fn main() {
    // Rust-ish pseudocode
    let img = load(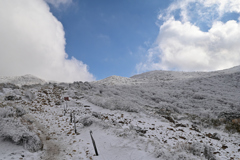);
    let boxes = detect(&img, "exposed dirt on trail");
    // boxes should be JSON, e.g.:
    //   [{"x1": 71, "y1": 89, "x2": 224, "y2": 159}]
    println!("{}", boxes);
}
[{"x1": 25, "y1": 114, "x2": 62, "y2": 160}]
